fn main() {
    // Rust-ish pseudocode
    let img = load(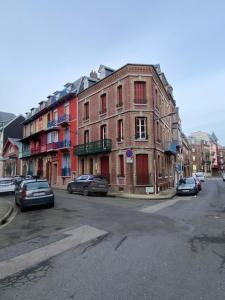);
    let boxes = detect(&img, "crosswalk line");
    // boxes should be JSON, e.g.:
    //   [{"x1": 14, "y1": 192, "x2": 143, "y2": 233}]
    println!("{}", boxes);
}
[
  {"x1": 140, "y1": 197, "x2": 194, "y2": 214},
  {"x1": 0, "y1": 225, "x2": 107, "y2": 281}
]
